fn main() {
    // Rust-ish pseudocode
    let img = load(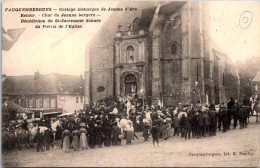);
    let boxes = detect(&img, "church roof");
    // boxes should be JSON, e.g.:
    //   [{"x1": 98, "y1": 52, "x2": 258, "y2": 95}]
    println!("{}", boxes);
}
[
  {"x1": 2, "y1": 73, "x2": 84, "y2": 95},
  {"x1": 89, "y1": 1, "x2": 186, "y2": 48}
]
